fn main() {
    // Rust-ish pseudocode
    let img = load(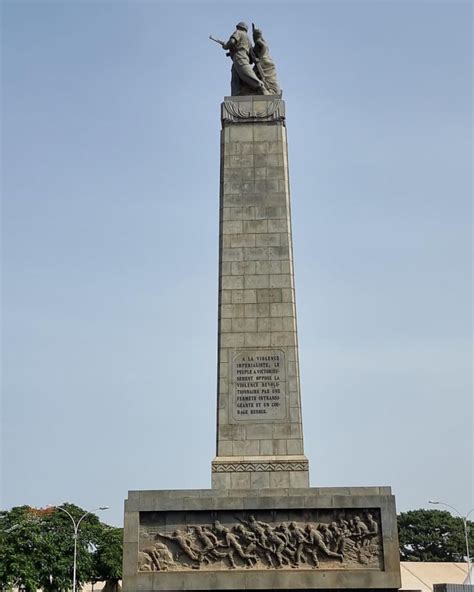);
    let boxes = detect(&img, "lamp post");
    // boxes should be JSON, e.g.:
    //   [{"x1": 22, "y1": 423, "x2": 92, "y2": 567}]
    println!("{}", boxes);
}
[
  {"x1": 428, "y1": 500, "x2": 473, "y2": 584},
  {"x1": 52, "y1": 505, "x2": 109, "y2": 592}
]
